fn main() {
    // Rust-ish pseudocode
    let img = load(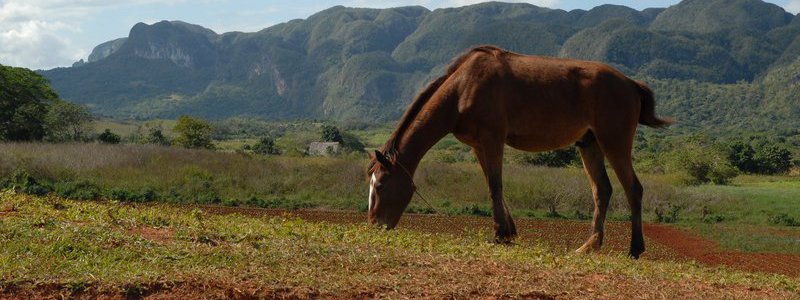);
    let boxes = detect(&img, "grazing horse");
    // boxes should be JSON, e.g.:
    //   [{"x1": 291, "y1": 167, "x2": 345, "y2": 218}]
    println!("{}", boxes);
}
[{"x1": 367, "y1": 45, "x2": 670, "y2": 258}]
